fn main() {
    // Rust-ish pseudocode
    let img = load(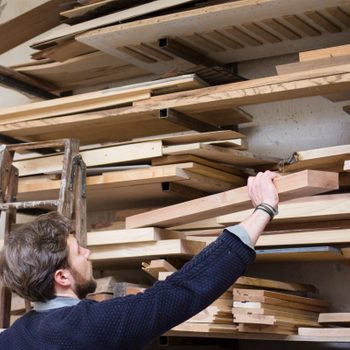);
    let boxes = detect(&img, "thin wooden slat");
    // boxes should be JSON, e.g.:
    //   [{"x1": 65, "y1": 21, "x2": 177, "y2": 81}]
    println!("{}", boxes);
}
[
  {"x1": 261, "y1": 18, "x2": 301, "y2": 40},
  {"x1": 344, "y1": 160, "x2": 350, "y2": 172},
  {"x1": 305, "y1": 10, "x2": 342, "y2": 33},
  {"x1": 234, "y1": 314, "x2": 320, "y2": 327},
  {"x1": 242, "y1": 23, "x2": 282, "y2": 43},
  {"x1": 60, "y1": 0, "x2": 119, "y2": 19},
  {"x1": 239, "y1": 323, "x2": 295, "y2": 335},
  {"x1": 125, "y1": 170, "x2": 339, "y2": 228},
  {"x1": 283, "y1": 15, "x2": 321, "y2": 36}
]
